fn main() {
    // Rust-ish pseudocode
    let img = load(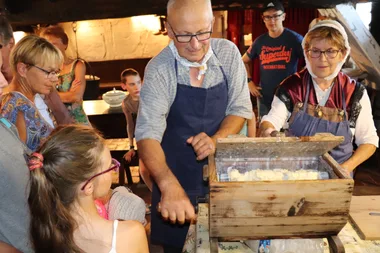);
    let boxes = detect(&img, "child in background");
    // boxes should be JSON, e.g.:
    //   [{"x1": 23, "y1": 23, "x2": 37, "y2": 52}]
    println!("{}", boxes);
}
[
  {"x1": 121, "y1": 68, "x2": 153, "y2": 192},
  {"x1": 28, "y1": 125, "x2": 149, "y2": 253}
]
